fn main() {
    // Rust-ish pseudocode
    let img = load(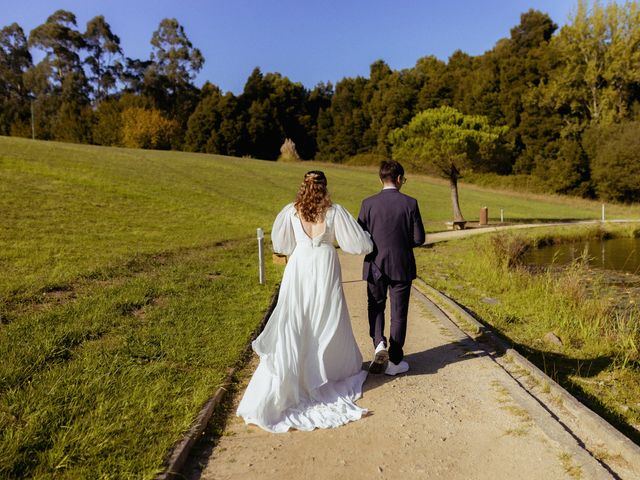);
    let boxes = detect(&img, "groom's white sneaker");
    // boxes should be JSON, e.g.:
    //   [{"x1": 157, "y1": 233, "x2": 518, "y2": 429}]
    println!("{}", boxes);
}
[
  {"x1": 368, "y1": 341, "x2": 389, "y2": 374},
  {"x1": 385, "y1": 360, "x2": 409, "y2": 376}
]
